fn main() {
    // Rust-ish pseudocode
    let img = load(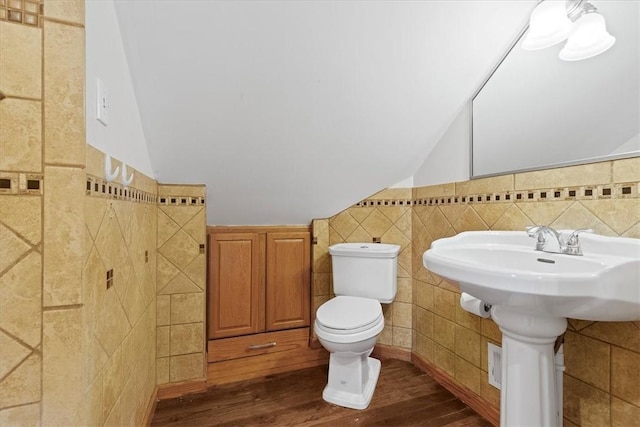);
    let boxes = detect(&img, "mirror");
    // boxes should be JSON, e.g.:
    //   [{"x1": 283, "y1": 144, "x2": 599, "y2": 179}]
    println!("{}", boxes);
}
[{"x1": 472, "y1": 1, "x2": 639, "y2": 178}]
